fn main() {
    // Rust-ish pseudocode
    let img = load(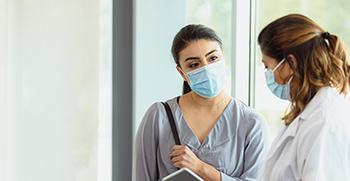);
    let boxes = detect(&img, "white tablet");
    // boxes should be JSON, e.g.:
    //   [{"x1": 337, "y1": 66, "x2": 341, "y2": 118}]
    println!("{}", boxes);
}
[{"x1": 162, "y1": 168, "x2": 204, "y2": 181}]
